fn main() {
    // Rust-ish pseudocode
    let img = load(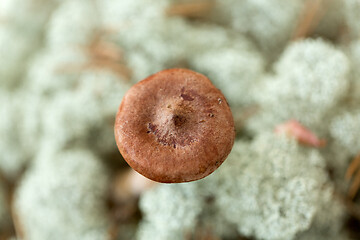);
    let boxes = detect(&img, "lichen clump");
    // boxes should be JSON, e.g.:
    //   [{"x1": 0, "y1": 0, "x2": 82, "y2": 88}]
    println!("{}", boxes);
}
[{"x1": 0, "y1": 0, "x2": 359, "y2": 239}]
